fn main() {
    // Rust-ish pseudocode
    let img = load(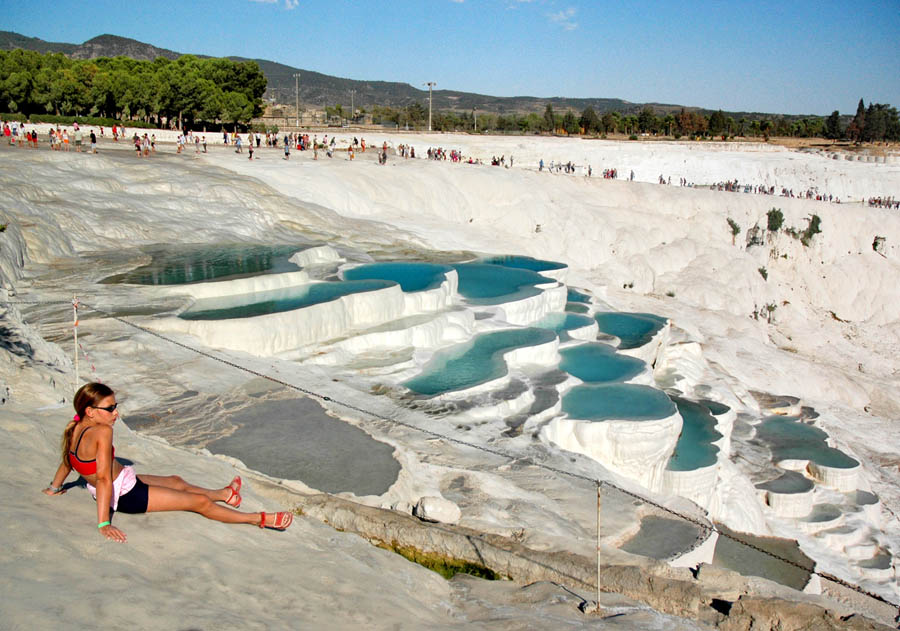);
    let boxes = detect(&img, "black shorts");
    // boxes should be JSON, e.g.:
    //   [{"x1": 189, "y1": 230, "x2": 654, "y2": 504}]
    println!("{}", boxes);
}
[{"x1": 116, "y1": 478, "x2": 149, "y2": 514}]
